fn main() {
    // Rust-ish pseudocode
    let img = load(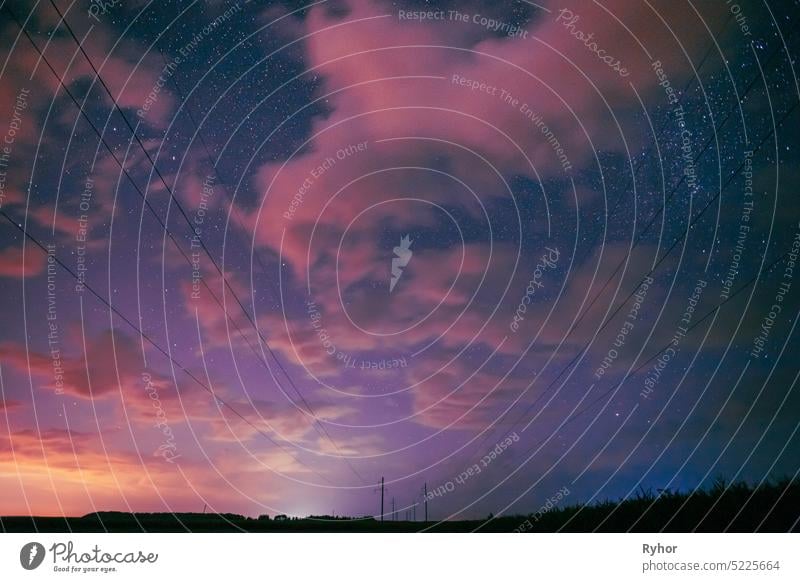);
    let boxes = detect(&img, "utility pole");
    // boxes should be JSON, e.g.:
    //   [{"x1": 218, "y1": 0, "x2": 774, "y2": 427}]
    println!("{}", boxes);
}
[
  {"x1": 373, "y1": 477, "x2": 386, "y2": 522},
  {"x1": 392, "y1": 497, "x2": 396, "y2": 521},
  {"x1": 413, "y1": 501, "x2": 416, "y2": 522},
  {"x1": 424, "y1": 483, "x2": 428, "y2": 522}
]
